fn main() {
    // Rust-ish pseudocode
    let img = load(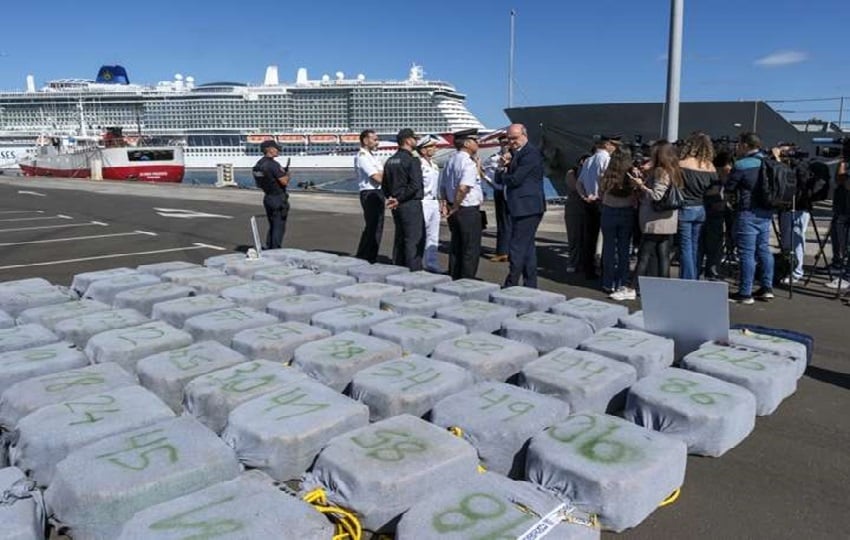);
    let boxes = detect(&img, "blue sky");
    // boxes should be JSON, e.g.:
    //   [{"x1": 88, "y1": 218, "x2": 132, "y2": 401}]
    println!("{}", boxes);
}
[{"x1": 1, "y1": 0, "x2": 847, "y2": 128}]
